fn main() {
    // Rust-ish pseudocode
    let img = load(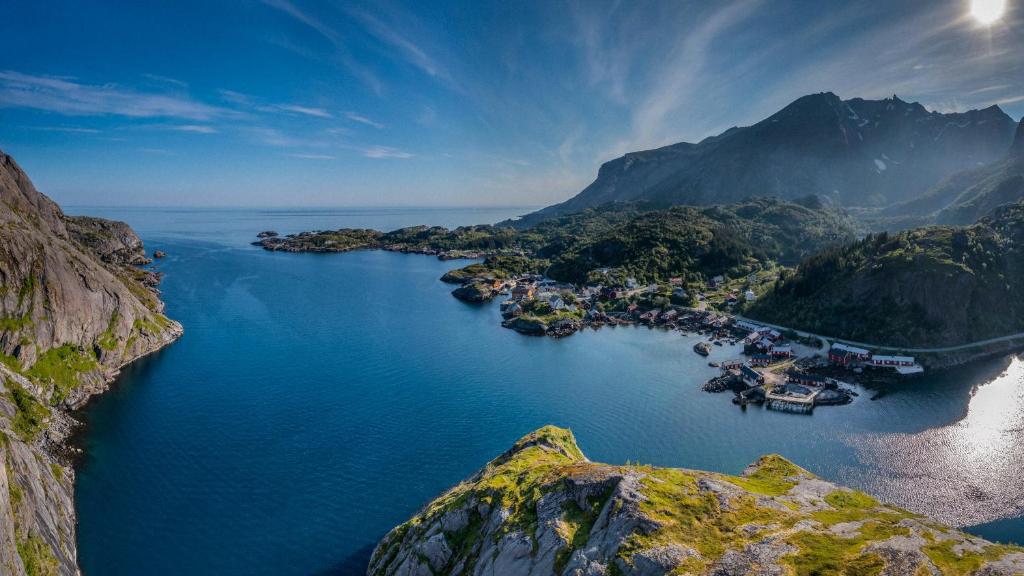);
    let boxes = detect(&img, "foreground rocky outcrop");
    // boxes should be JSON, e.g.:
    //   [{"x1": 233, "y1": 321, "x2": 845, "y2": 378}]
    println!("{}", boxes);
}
[
  {"x1": 0, "y1": 150, "x2": 182, "y2": 575},
  {"x1": 369, "y1": 426, "x2": 1024, "y2": 576}
]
